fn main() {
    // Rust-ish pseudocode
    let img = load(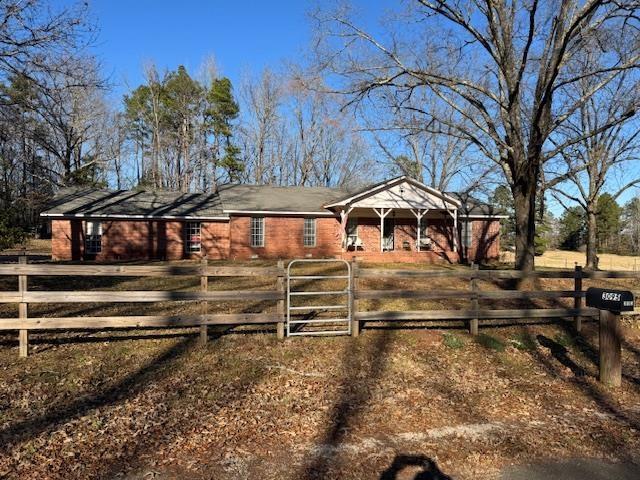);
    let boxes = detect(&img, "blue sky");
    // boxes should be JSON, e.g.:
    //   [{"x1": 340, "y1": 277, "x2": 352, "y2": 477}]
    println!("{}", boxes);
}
[
  {"x1": 92, "y1": 1, "x2": 315, "y2": 100},
  {"x1": 84, "y1": 1, "x2": 638, "y2": 212}
]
